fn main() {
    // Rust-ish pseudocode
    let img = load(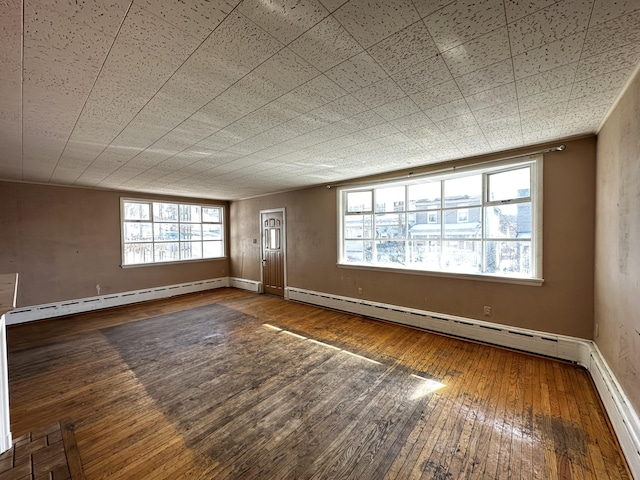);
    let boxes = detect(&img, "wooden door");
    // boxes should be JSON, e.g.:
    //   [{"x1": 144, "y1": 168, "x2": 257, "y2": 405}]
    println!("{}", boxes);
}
[{"x1": 261, "y1": 210, "x2": 285, "y2": 296}]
